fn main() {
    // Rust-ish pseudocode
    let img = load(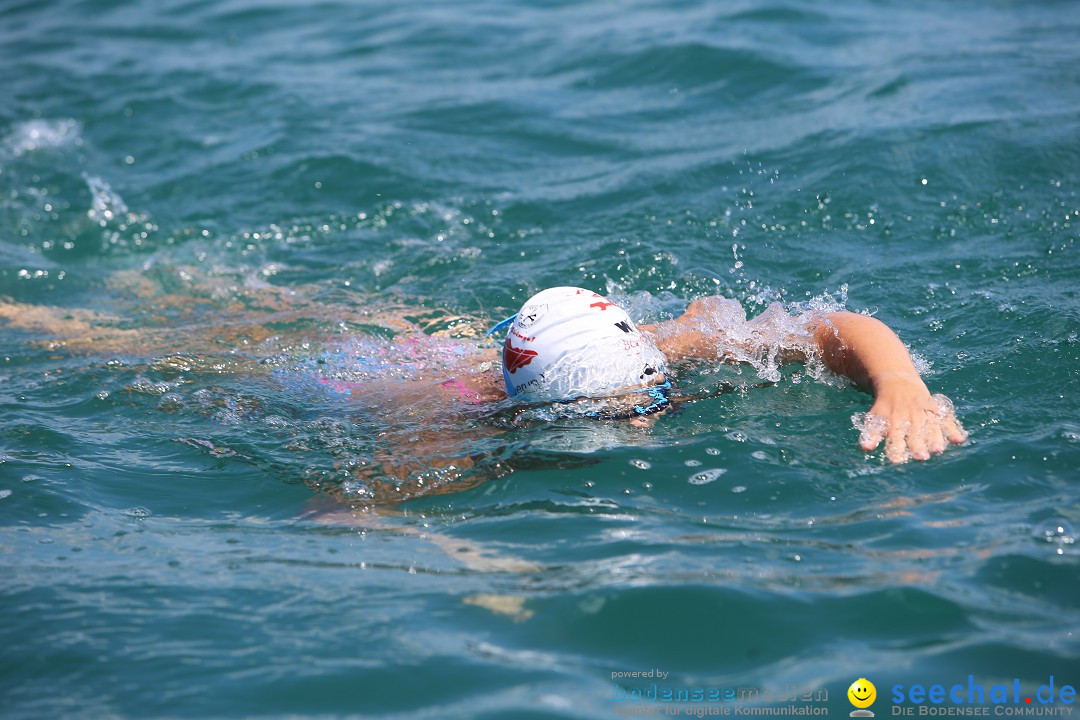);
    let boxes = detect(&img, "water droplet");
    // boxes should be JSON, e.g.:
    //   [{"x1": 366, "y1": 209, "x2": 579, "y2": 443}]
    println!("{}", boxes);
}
[
  {"x1": 1037, "y1": 519, "x2": 1075, "y2": 554},
  {"x1": 629, "y1": 459, "x2": 651, "y2": 470}
]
